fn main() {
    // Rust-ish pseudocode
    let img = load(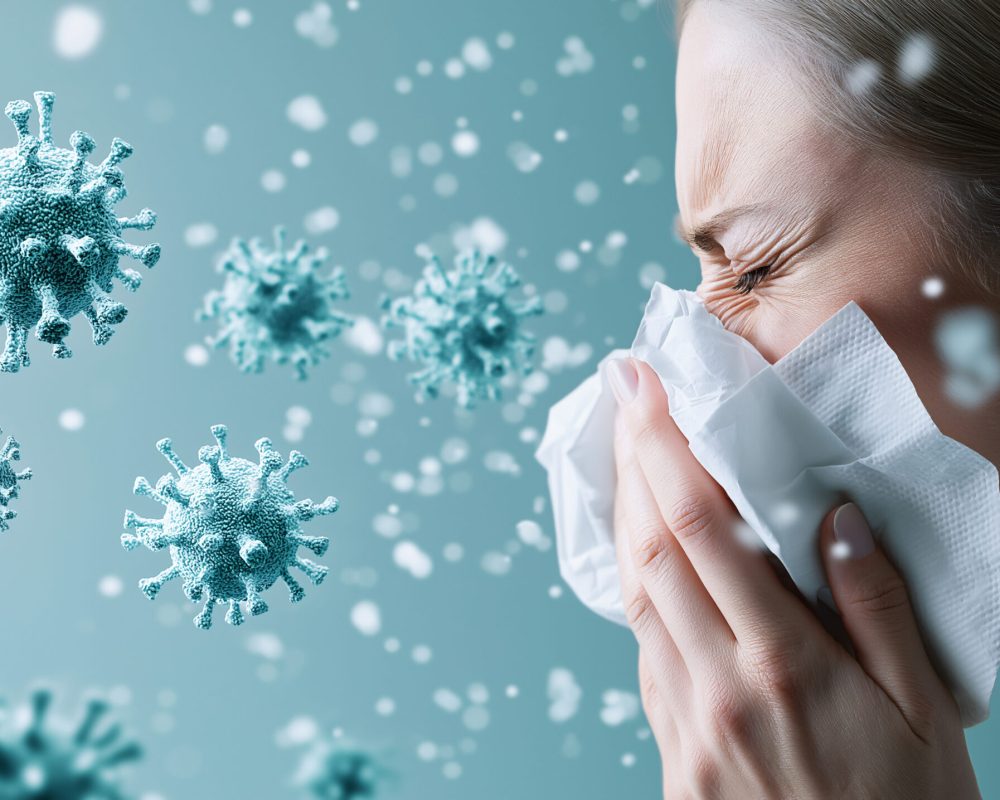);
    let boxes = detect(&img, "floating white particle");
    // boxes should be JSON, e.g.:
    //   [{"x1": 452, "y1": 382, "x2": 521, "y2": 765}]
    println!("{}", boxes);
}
[
  {"x1": 507, "y1": 141, "x2": 543, "y2": 173},
  {"x1": 286, "y1": 405, "x2": 312, "y2": 428},
  {"x1": 233, "y1": 8, "x2": 252, "y2": 27},
  {"x1": 505, "y1": 685, "x2": 519, "y2": 698},
  {"x1": 287, "y1": 95, "x2": 328, "y2": 132},
  {"x1": 443, "y1": 542, "x2": 464, "y2": 562},
  {"x1": 189, "y1": 0, "x2": 211, "y2": 13},
  {"x1": 462, "y1": 706, "x2": 490, "y2": 731},
  {"x1": 639, "y1": 261, "x2": 666, "y2": 289},
  {"x1": 622, "y1": 753, "x2": 637, "y2": 768},
  {"x1": 291, "y1": 149, "x2": 311, "y2": 168},
  {"x1": 344, "y1": 315, "x2": 383, "y2": 356},
  {"x1": 452, "y1": 129, "x2": 480, "y2": 157},
  {"x1": 416, "y1": 59, "x2": 433, "y2": 77},
  {"x1": 830, "y1": 541, "x2": 852, "y2": 560},
  {"x1": 303, "y1": 206, "x2": 340, "y2": 235},
  {"x1": 203, "y1": 124, "x2": 229, "y2": 154},
  {"x1": 373, "y1": 512, "x2": 403, "y2": 539},
  {"x1": 935, "y1": 307, "x2": 1000, "y2": 407},
  {"x1": 53, "y1": 5, "x2": 103, "y2": 60},
  {"x1": 59, "y1": 408, "x2": 85, "y2": 431},
  {"x1": 184, "y1": 343, "x2": 210, "y2": 367},
  {"x1": 184, "y1": 223, "x2": 218, "y2": 248},
  {"x1": 261, "y1": 170, "x2": 286, "y2": 192},
  {"x1": 922, "y1": 276, "x2": 945, "y2": 299},
  {"x1": 554, "y1": 129, "x2": 568, "y2": 142},
  {"x1": 516, "y1": 520, "x2": 552, "y2": 552},
  {"x1": 462, "y1": 37, "x2": 493, "y2": 70},
  {"x1": 548, "y1": 585, "x2": 563, "y2": 599},
  {"x1": 480, "y1": 551, "x2": 512, "y2": 576},
  {"x1": 442, "y1": 762, "x2": 462, "y2": 780},
  {"x1": 390, "y1": 472, "x2": 415, "y2": 493},
  {"x1": 275, "y1": 716, "x2": 320, "y2": 748},
  {"x1": 483, "y1": 450, "x2": 520, "y2": 476},
  {"x1": 417, "y1": 141, "x2": 444, "y2": 166},
  {"x1": 295, "y1": 2, "x2": 339, "y2": 48},
  {"x1": 389, "y1": 146, "x2": 413, "y2": 178},
  {"x1": 98, "y1": 574, "x2": 123, "y2": 597},
  {"x1": 350, "y1": 600, "x2": 382, "y2": 636},
  {"x1": 557, "y1": 36, "x2": 594, "y2": 76},
  {"x1": 394, "y1": 540, "x2": 434, "y2": 579},
  {"x1": 412, "y1": 644, "x2": 432, "y2": 663},
  {"x1": 384, "y1": 637, "x2": 400, "y2": 653},
  {"x1": 246, "y1": 632, "x2": 285, "y2": 660},
  {"x1": 467, "y1": 683, "x2": 489, "y2": 704},
  {"x1": 444, "y1": 58, "x2": 466, "y2": 79},
  {"x1": 556, "y1": 250, "x2": 581, "y2": 273},
  {"x1": 440, "y1": 438, "x2": 469, "y2": 464},
  {"x1": 358, "y1": 392, "x2": 394, "y2": 418},
  {"x1": 349, "y1": 118, "x2": 379, "y2": 147},
  {"x1": 600, "y1": 690, "x2": 640, "y2": 727},
  {"x1": 395, "y1": 76, "x2": 413, "y2": 95},
  {"x1": 575, "y1": 180, "x2": 600, "y2": 206},
  {"x1": 548, "y1": 668, "x2": 582, "y2": 723},
  {"x1": 434, "y1": 173, "x2": 459, "y2": 197},
  {"x1": 452, "y1": 217, "x2": 508, "y2": 254},
  {"x1": 375, "y1": 697, "x2": 396, "y2": 716},
  {"x1": 846, "y1": 59, "x2": 881, "y2": 95},
  {"x1": 899, "y1": 33, "x2": 935, "y2": 85},
  {"x1": 434, "y1": 688, "x2": 462, "y2": 713},
  {"x1": 417, "y1": 741, "x2": 438, "y2": 761}
]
